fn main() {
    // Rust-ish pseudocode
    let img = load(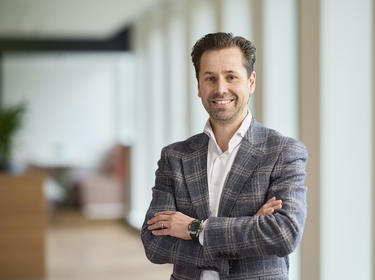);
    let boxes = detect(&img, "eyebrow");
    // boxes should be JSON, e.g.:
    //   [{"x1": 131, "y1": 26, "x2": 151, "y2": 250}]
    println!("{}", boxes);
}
[{"x1": 202, "y1": 70, "x2": 239, "y2": 76}]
